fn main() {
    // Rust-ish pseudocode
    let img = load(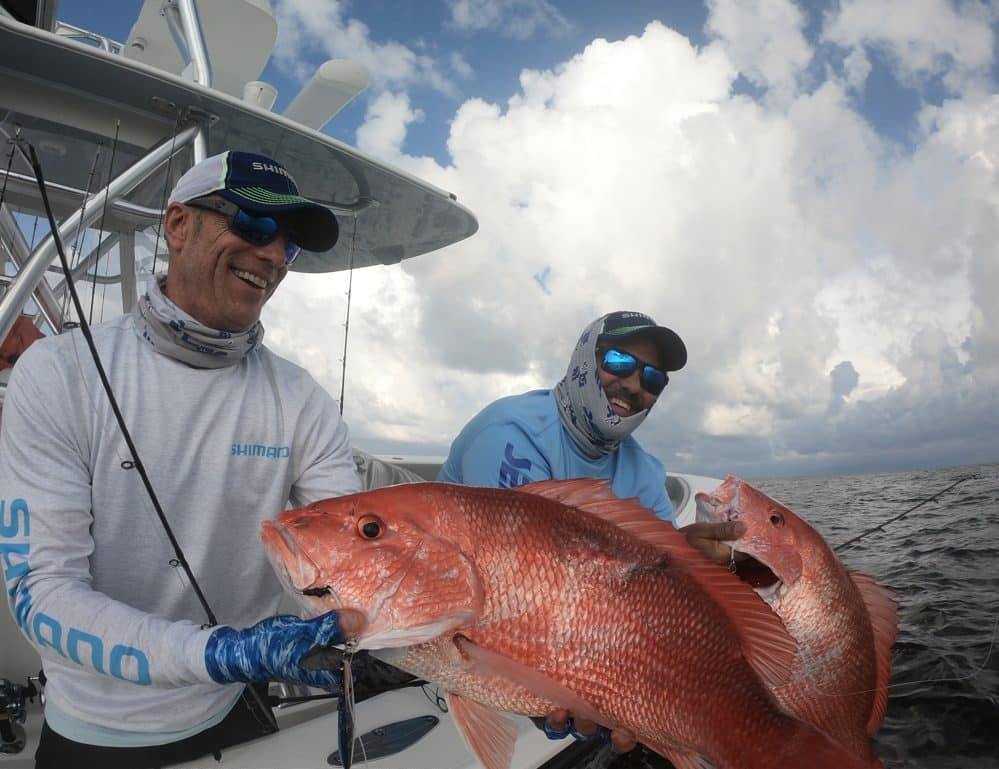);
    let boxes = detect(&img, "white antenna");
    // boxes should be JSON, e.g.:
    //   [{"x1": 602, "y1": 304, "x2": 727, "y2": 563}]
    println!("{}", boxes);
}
[{"x1": 243, "y1": 81, "x2": 278, "y2": 111}]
